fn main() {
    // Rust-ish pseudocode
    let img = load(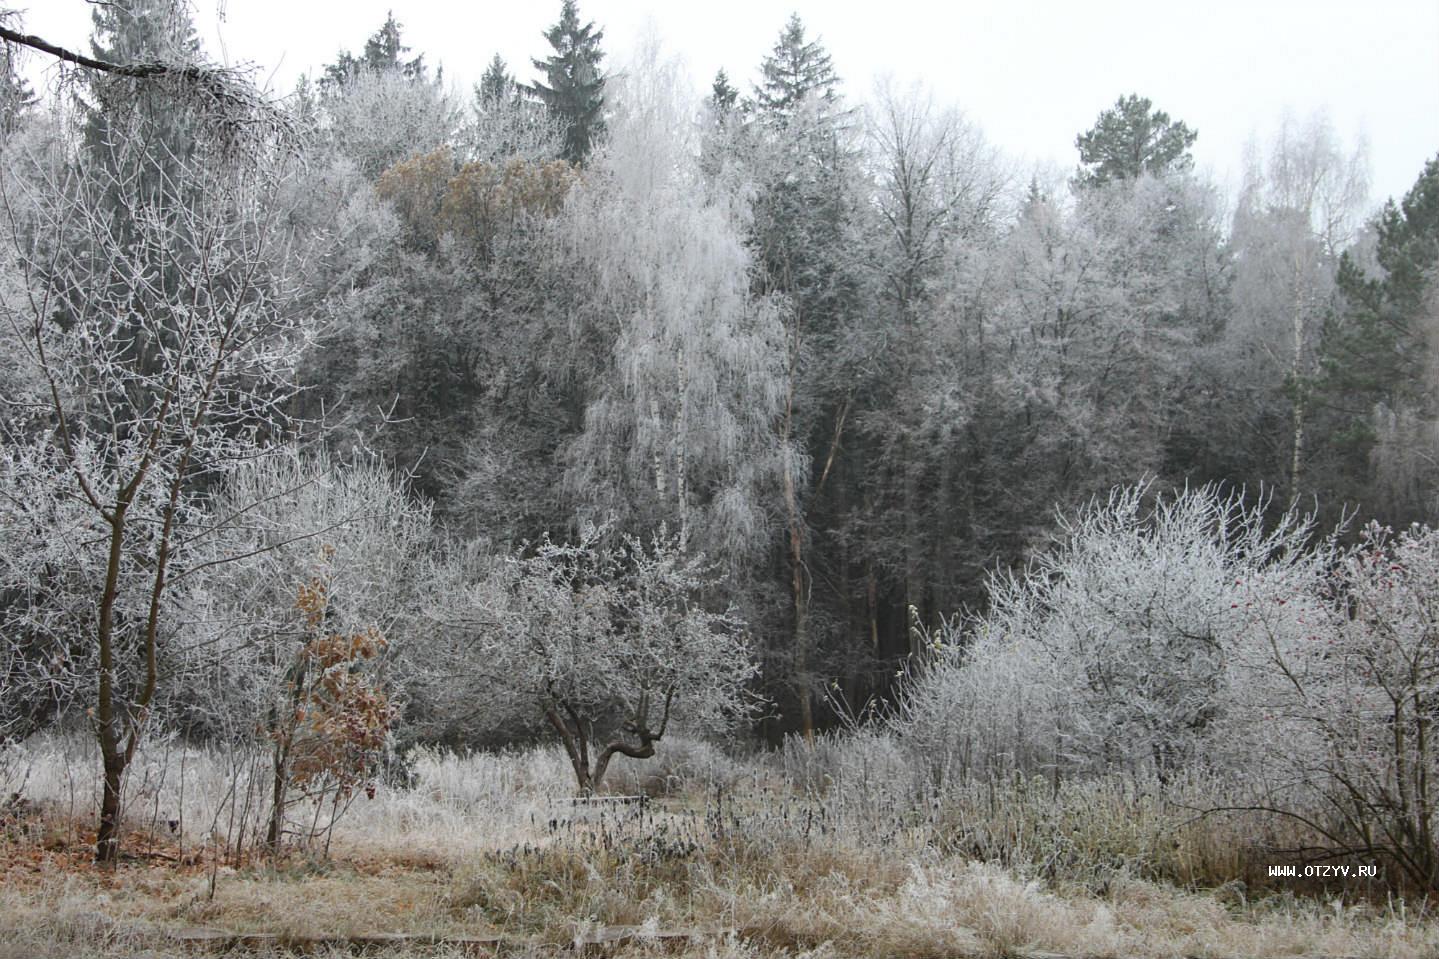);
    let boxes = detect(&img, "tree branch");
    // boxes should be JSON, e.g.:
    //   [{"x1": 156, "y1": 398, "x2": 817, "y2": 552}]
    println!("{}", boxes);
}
[{"x1": 0, "y1": 26, "x2": 183, "y2": 79}]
